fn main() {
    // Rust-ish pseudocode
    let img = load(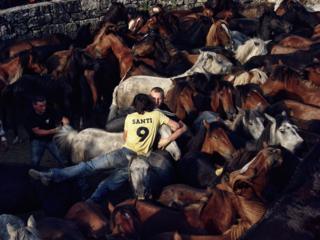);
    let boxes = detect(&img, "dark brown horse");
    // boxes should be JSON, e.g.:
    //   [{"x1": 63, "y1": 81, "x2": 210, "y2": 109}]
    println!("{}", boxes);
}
[
  {"x1": 261, "y1": 65, "x2": 320, "y2": 107},
  {"x1": 0, "y1": 52, "x2": 46, "y2": 91}
]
